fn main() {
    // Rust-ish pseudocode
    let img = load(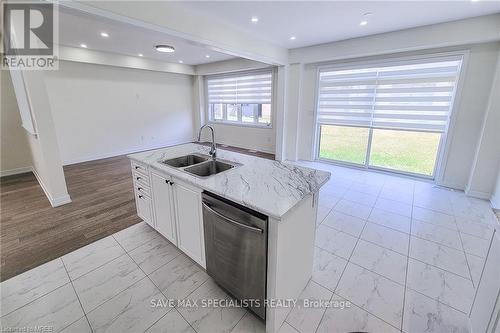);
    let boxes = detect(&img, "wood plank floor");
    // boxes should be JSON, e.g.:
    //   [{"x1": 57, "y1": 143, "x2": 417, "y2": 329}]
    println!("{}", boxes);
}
[
  {"x1": 0, "y1": 155, "x2": 140, "y2": 282},
  {"x1": 0, "y1": 145, "x2": 274, "y2": 282}
]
